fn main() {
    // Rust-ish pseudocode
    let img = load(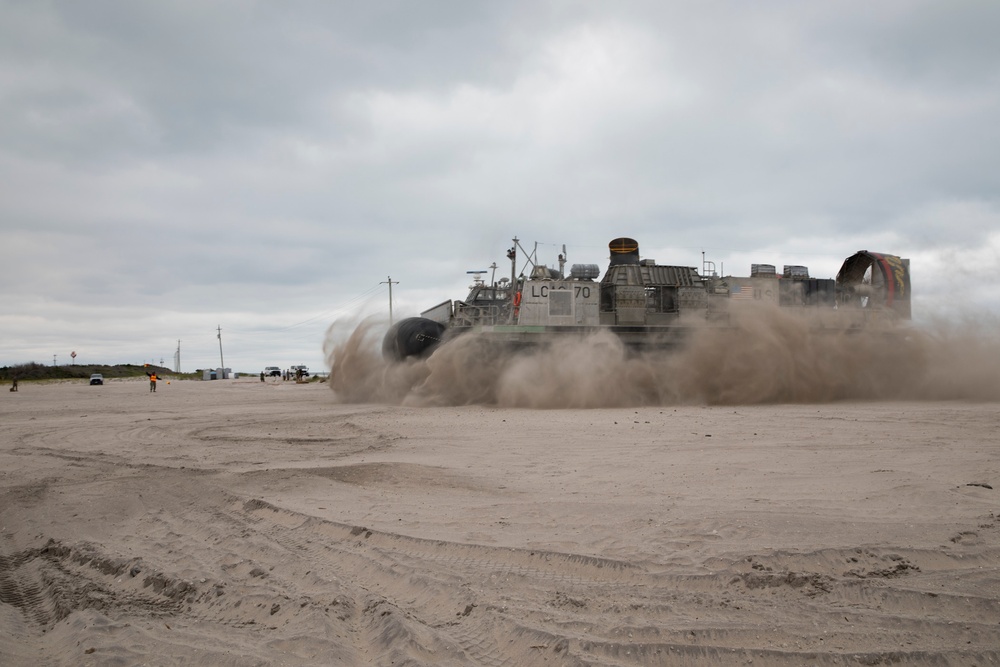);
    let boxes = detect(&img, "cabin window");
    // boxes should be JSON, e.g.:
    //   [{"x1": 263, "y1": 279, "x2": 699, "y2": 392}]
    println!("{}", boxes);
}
[
  {"x1": 645, "y1": 287, "x2": 661, "y2": 311},
  {"x1": 471, "y1": 288, "x2": 496, "y2": 302},
  {"x1": 600, "y1": 285, "x2": 615, "y2": 311},
  {"x1": 645, "y1": 286, "x2": 678, "y2": 312}
]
